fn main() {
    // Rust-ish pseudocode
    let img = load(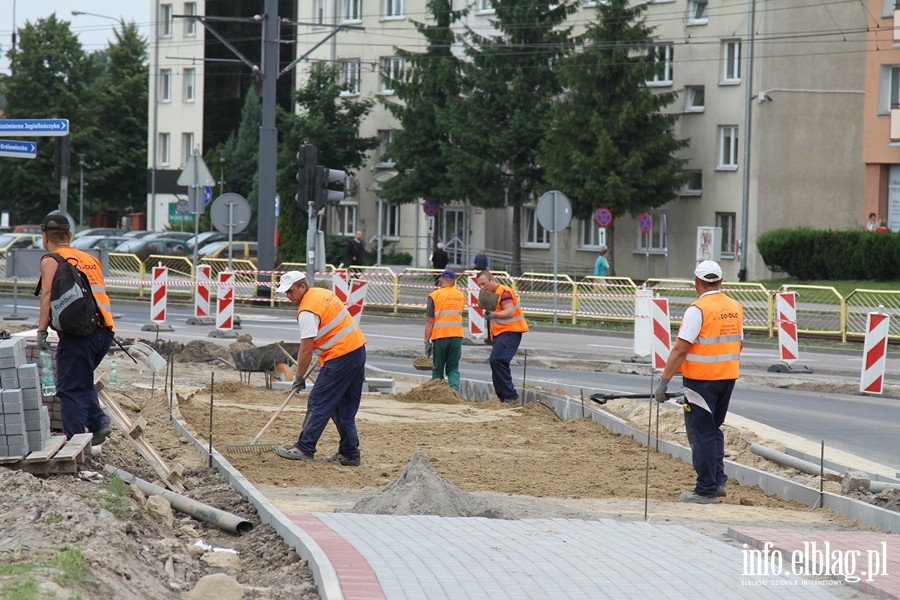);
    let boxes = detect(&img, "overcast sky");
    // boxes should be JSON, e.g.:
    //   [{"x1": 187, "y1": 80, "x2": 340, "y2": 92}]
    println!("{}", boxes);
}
[{"x1": 1, "y1": 0, "x2": 150, "y2": 74}]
